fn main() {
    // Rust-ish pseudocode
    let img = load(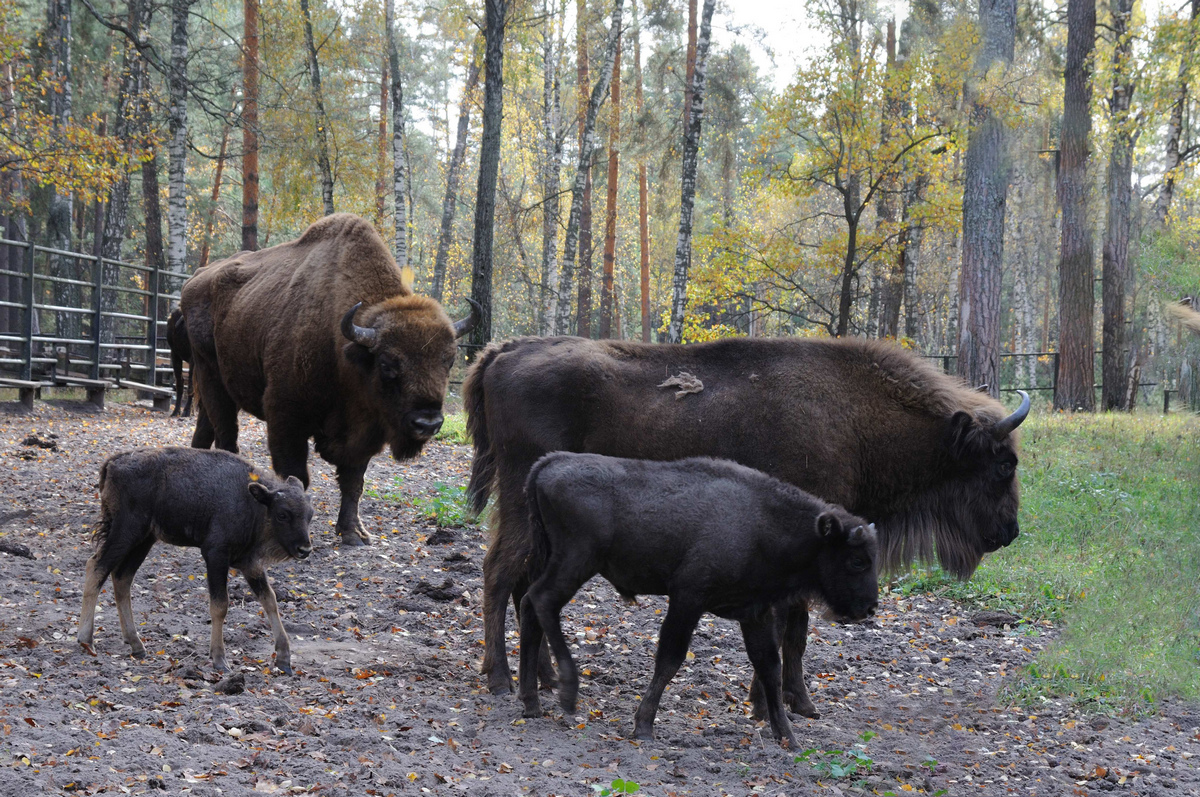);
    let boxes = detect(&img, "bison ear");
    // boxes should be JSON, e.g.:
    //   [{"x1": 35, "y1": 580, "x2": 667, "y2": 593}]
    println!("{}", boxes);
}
[
  {"x1": 948, "y1": 411, "x2": 987, "y2": 462},
  {"x1": 816, "y1": 511, "x2": 844, "y2": 539},
  {"x1": 248, "y1": 481, "x2": 272, "y2": 505},
  {"x1": 342, "y1": 341, "x2": 375, "y2": 372},
  {"x1": 285, "y1": 475, "x2": 305, "y2": 491}
]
